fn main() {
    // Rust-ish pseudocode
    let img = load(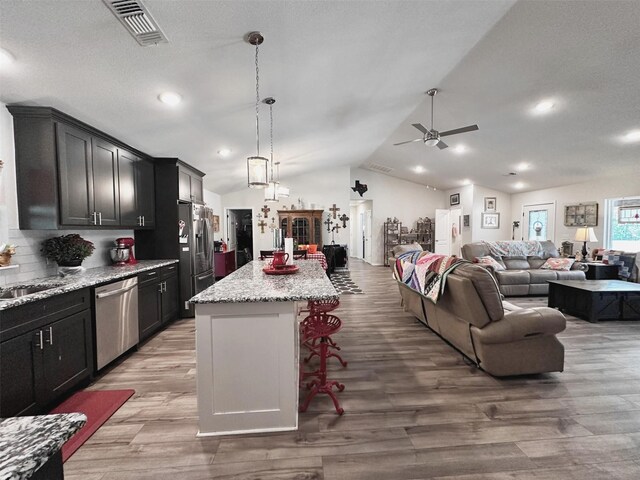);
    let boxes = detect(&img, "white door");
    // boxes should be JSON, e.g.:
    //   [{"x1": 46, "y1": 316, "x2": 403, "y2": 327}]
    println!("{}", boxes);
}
[
  {"x1": 522, "y1": 203, "x2": 556, "y2": 241},
  {"x1": 364, "y1": 209, "x2": 372, "y2": 263},
  {"x1": 435, "y1": 209, "x2": 451, "y2": 255},
  {"x1": 226, "y1": 210, "x2": 238, "y2": 251}
]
